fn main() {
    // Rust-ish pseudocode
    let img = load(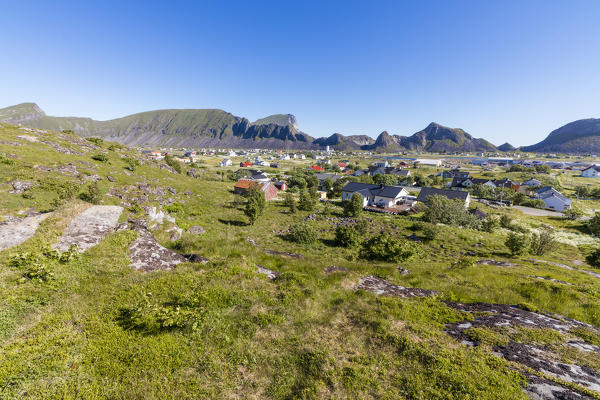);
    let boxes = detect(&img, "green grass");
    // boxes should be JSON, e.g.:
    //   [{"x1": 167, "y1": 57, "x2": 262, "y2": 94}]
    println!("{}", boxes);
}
[{"x1": 0, "y1": 123, "x2": 599, "y2": 398}]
